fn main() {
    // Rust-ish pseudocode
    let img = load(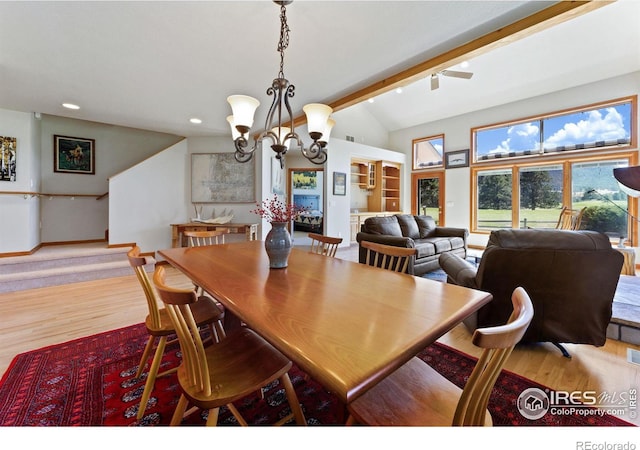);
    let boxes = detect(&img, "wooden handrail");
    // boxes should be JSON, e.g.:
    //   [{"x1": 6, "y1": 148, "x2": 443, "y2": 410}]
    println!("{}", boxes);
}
[{"x1": 0, "y1": 191, "x2": 109, "y2": 200}]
